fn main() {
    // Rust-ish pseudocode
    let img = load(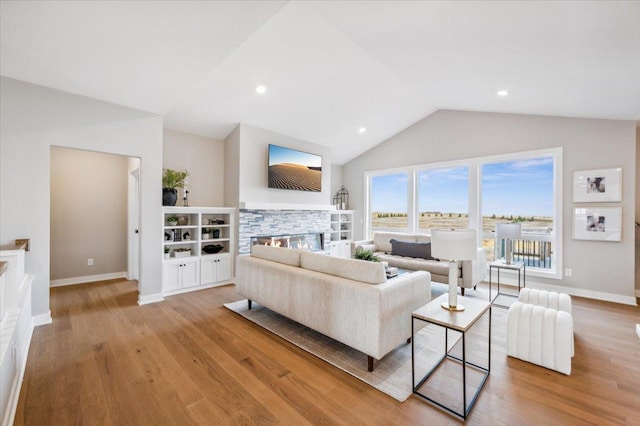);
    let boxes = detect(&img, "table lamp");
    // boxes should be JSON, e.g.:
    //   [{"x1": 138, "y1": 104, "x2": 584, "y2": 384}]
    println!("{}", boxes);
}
[
  {"x1": 496, "y1": 223, "x2": 521, "y2": 265},
  {"x1": 431, "y1": 229, "x2": 478, "y2": 312}
]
